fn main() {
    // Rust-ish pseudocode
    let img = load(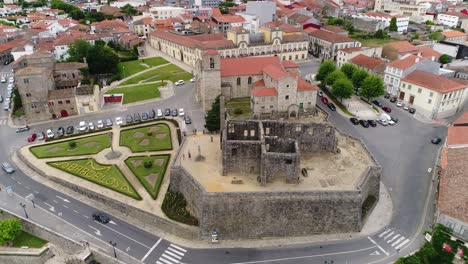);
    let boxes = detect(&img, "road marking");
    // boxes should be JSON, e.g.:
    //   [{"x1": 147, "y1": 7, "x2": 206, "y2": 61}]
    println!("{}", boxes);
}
[
  {"x1": 82, "y1": 215, "x2": 89, "y2": 219},
  {"x1": 378, "y1": 229, "x2": 391, "y2": 238},
  {"x1": 162, "y1": 253, "x2": 180, "y2": 263},
  {"x1": 368, "y1": 236, "x2": 389, "y2": 256},
  {"x1": 156, "y1": 261, "x2": 164, "y2": 264},
  {"x1": 141, "y1": 237, "x2": 162, "y2": 262},
  {"x1": 159, "y1": 258, "x2": 173, "y2": 264},
  {"x1": 34, "y1": 191, "x2": 39, "y2": 194},
  {"x1": 126, "y1": 246, "x2": 130, "y2": 252},
  {"x1": 62, "y1": 205, "x2": 69, "y2": 208},
  {"x1": 370, "y1": 251, "x2": 381, "y2": 256},
  {"x1": 56, "y1": 195, "x2": 70, "y2": 203},
  {"x1": 384, "y1": 231, "x2": 394, "y2": 240},
  {"x1": 165, "y1": 250, "x2": 182, "y2": 259},
  {"x1": 109, "y1": 220, "x2": 117, "y2": 225},
  {"x1": 95, "y1": 221, "x2": 151, "y2": 249},
  {"x1": 387, "y1": 234, "x2": 400, "y2": 243},
  {"x1": 391, "y1": 237, "x2": 406, "y2": 247},
  {"x1": 88, "y1": 225, "x2": 102, "y2": 236},
  {"x1": 58, "y1": 212, "x2": 62, "y2": 217},
  {"x1": 73, "y1": 210, "x2": 79, "y2": 214},
  {"x1": 17, "y1": 181, "x2": 22, "y2": 185},
  {"x1": 53, "y1": 200, "x2": 58, "y2": 203},
  {"x1": 395, "y1": 239, "x2": 410, "y2": 250},
  {"x1": 167, "y1": 247, "x2": 184, "y2": 256},
  {"x1": 24, "y1": 186, "x2": 31, "y2": 190},
  {"x1": 170, "y1": 244, "x2": 186, "y2": 253},
  {"x1": 43, "y1": 202, "x2": 55, "y2": 212}
]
